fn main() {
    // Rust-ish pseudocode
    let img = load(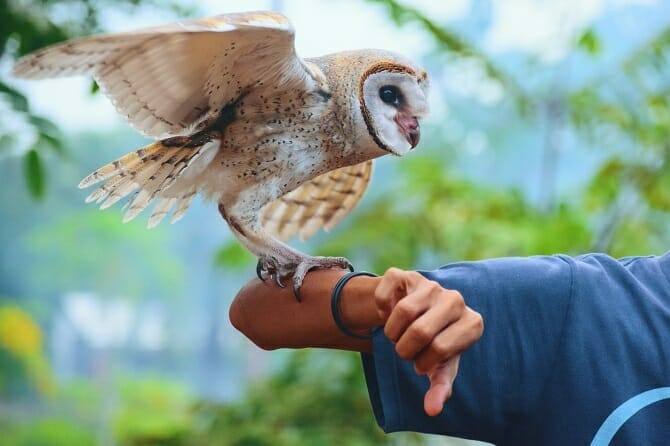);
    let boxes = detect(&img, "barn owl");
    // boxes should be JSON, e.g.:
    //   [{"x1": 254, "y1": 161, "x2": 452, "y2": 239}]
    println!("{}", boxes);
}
[{"x1": 13, "y1": 11, "x2": 429, "y2": 299}]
